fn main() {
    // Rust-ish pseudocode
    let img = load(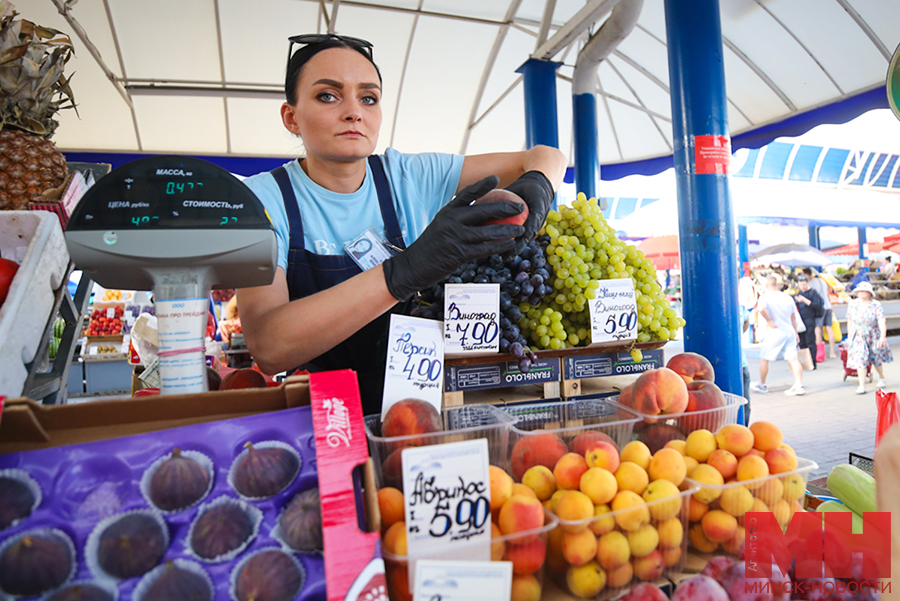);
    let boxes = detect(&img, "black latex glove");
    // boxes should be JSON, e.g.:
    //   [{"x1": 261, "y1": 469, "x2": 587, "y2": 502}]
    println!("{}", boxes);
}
[
  {"x1": 382, "y1": 176, "x2": 525, "y2": 301},
  {"x1": 504, "y1": 170, "x2": 555, "y2": 255}
]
